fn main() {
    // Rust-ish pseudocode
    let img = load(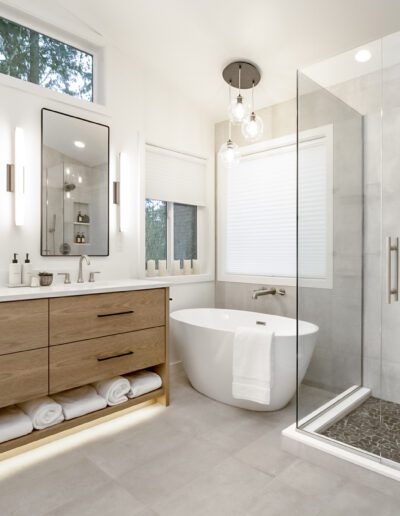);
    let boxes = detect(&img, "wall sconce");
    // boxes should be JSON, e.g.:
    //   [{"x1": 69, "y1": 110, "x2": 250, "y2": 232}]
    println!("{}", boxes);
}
[
  {"x1": 7, "y1": 127, "x2": 25, "y2": 226},
  {"x1": 113, "y1": 151, "x2": 129, "y2": 232}
]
